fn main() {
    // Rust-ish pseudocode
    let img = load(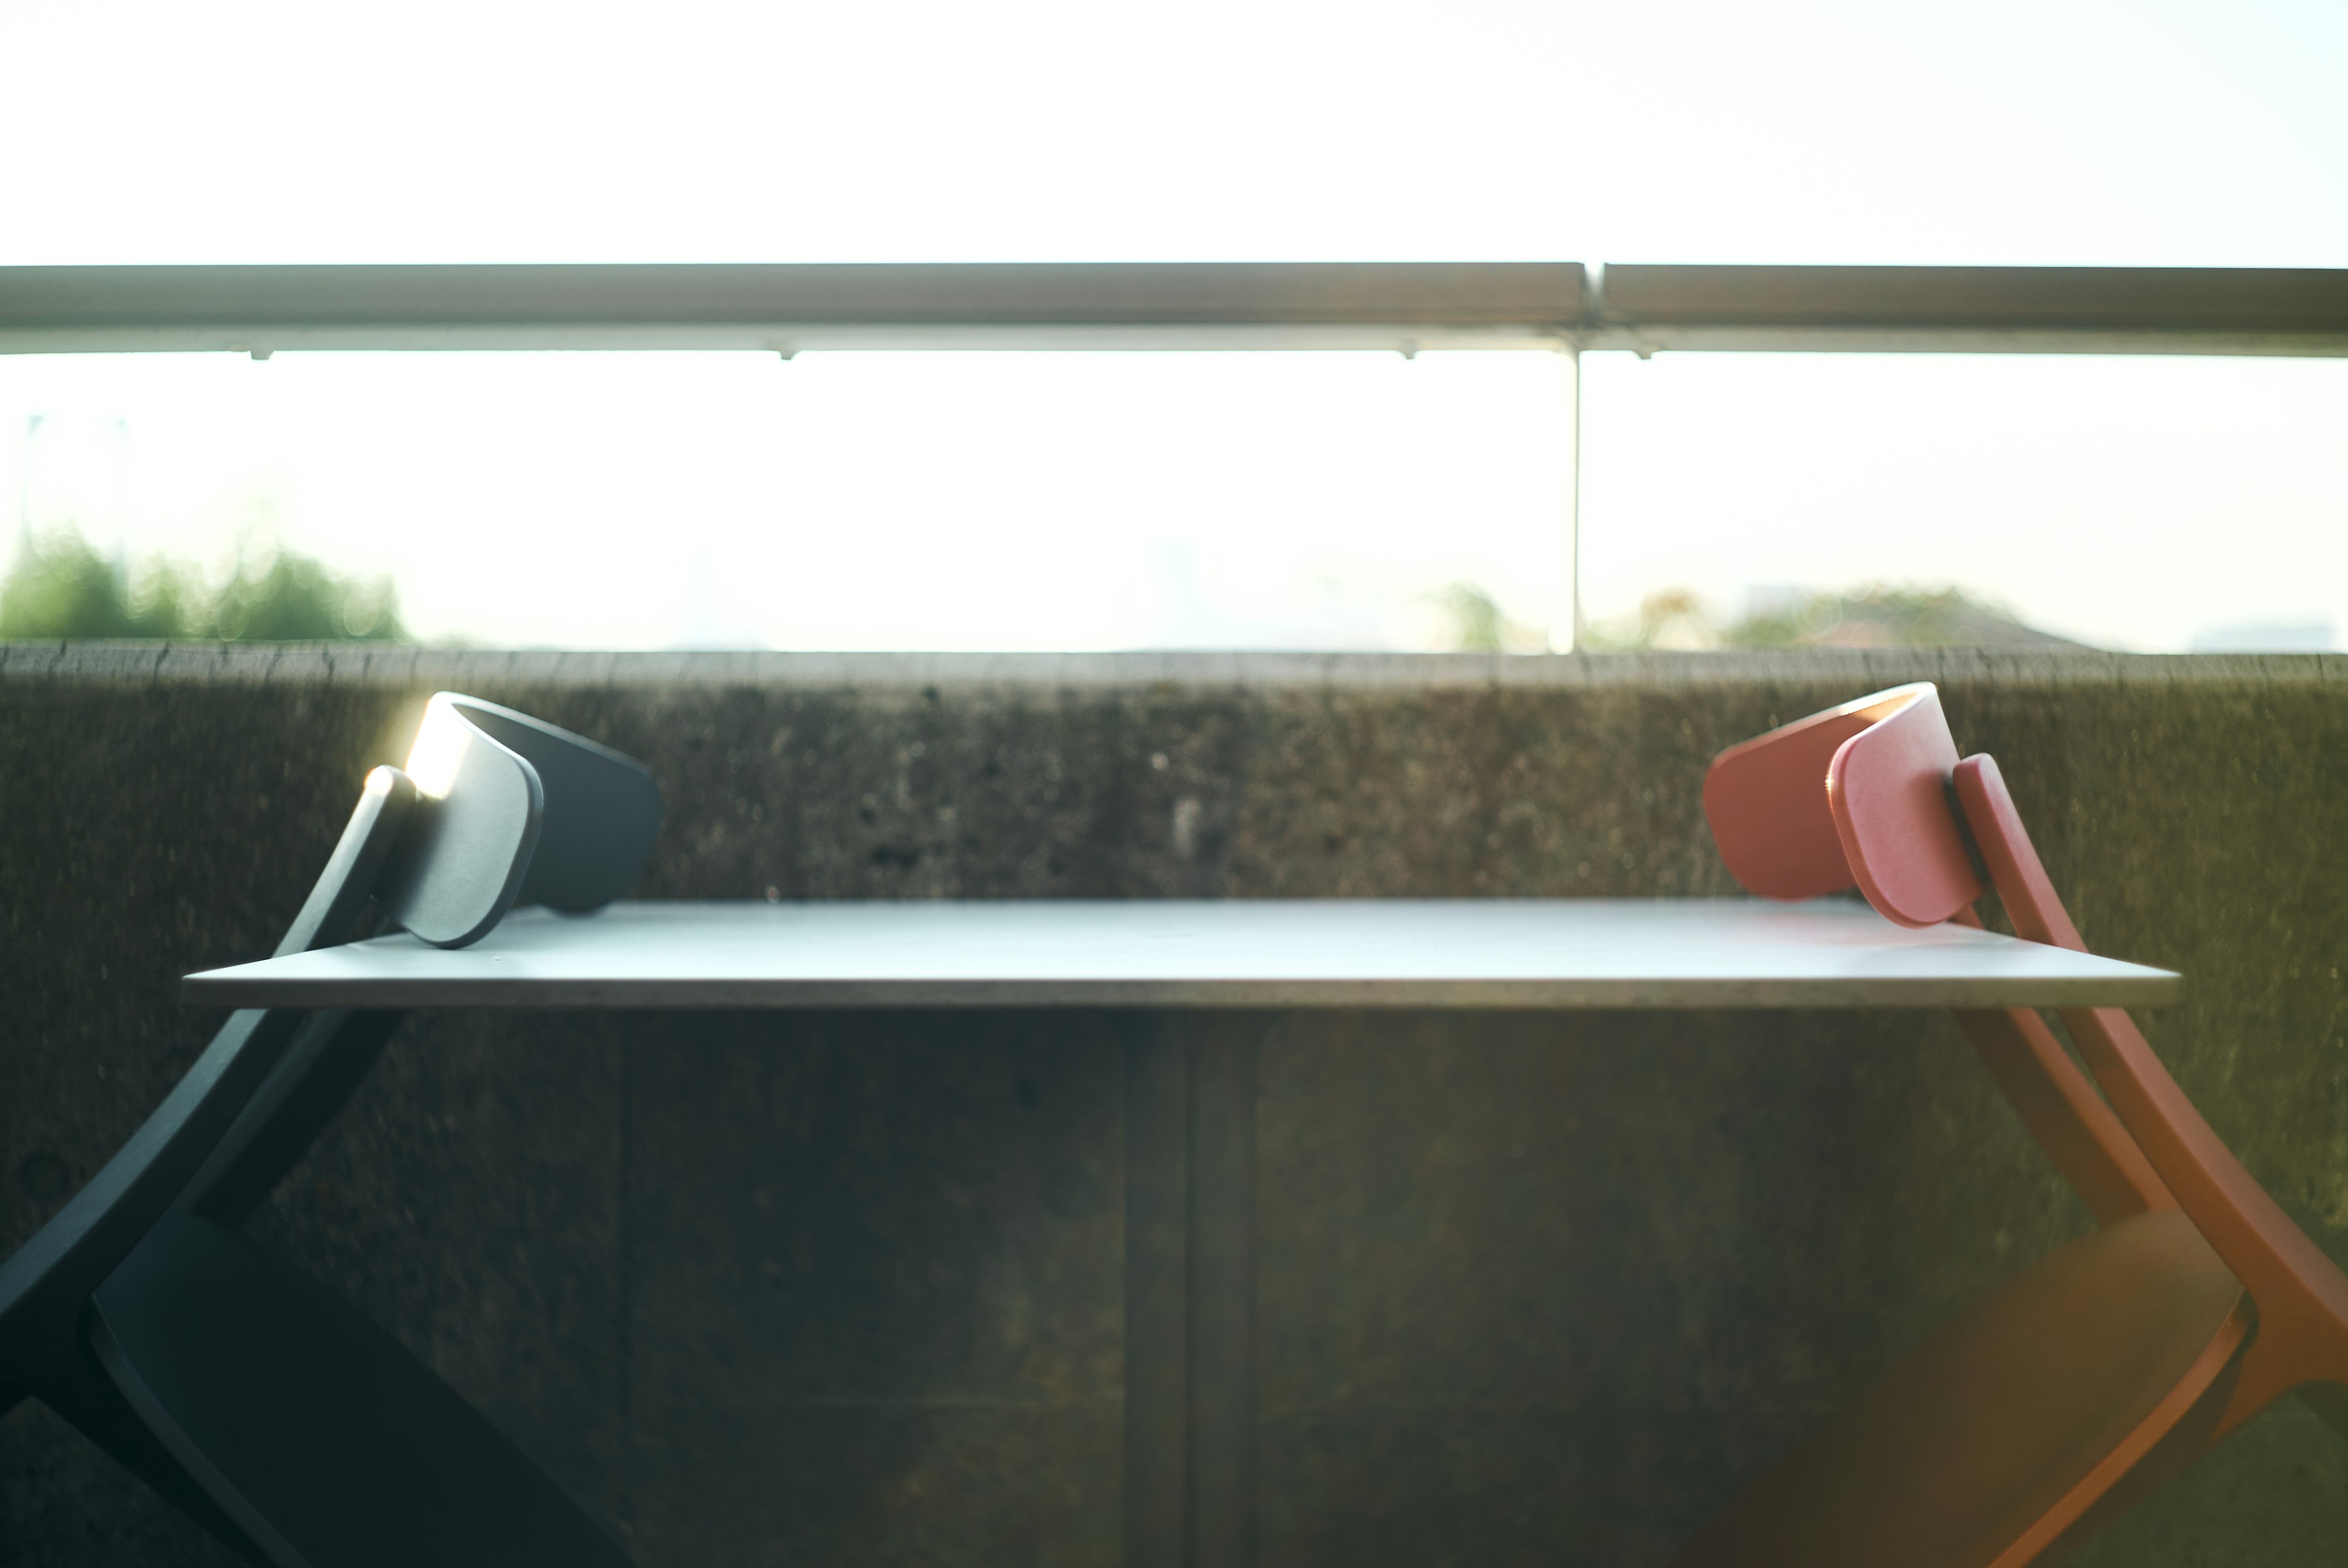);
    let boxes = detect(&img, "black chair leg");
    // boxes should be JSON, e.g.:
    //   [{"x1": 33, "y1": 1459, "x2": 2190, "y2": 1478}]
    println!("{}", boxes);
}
[{"x1": 181, "y1": 1008, "x2": 407, "y2": 1227}]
